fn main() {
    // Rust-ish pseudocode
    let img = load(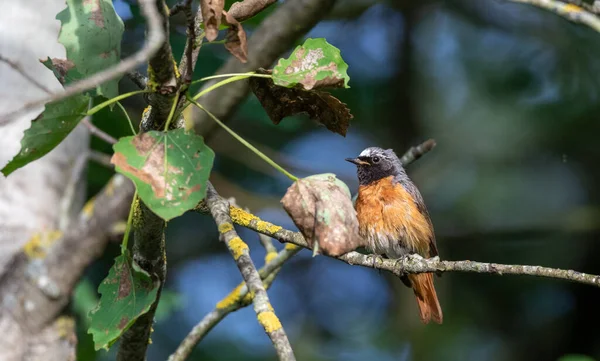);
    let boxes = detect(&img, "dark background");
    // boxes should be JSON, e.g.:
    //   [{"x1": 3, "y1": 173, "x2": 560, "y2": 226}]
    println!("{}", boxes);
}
[{"x1": 78, "y1": 1, "x2": 600, "y2": 360}]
